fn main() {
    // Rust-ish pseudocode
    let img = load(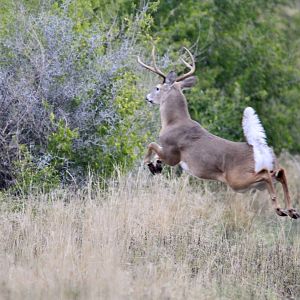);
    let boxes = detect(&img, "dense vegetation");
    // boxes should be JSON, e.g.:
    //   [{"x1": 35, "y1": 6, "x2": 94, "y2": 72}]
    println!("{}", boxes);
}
[
  {"x1": 1, "y1": 3, "x2": 300, "y2": 299},
  {"x1": 0, "y1": 0, "x2": 300, "y2": 190}
]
